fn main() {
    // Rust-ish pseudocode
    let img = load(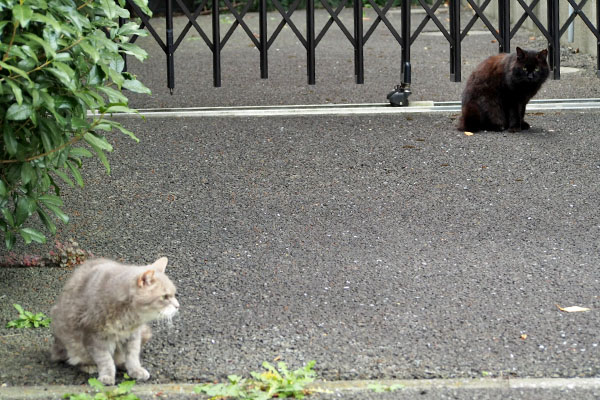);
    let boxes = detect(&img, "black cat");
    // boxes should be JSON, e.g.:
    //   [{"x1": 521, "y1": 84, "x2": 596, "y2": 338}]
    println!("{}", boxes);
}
[{"x1": 457, "y1": 47, "x2": 549, "y2": 132}]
